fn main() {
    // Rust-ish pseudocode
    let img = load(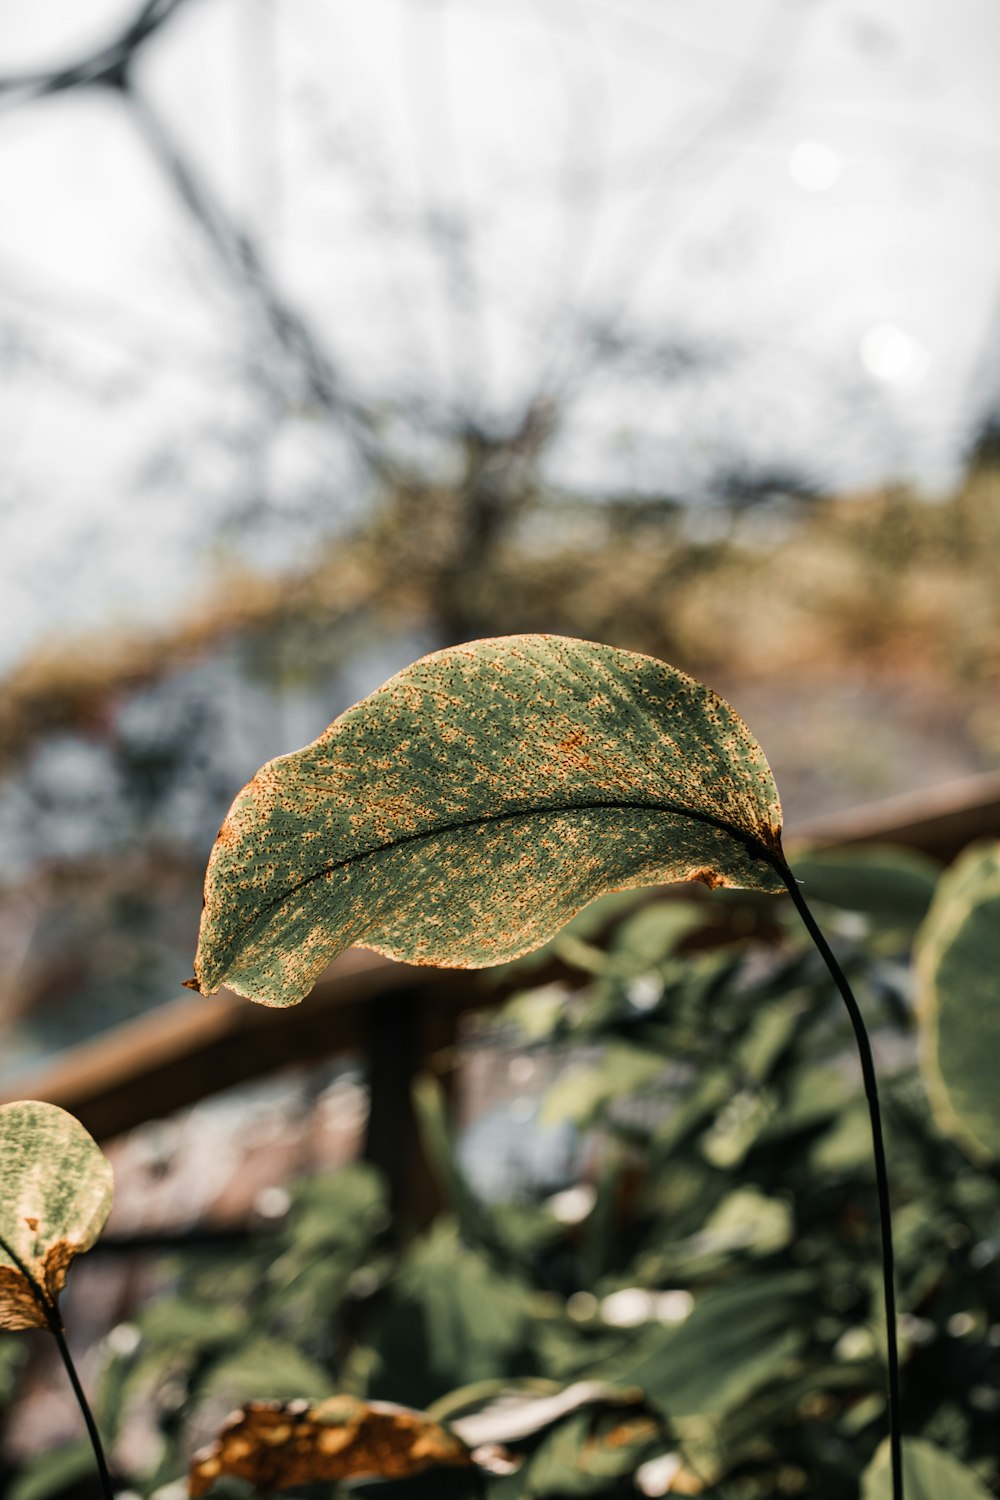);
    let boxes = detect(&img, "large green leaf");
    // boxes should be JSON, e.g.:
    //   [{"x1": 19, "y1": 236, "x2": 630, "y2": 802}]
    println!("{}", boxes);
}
[
  {"x1": 604, "y1": 1269, "x2": 814, "y2": 1421},
  {"x1": 862, "y1": 1437, "x2": 995, "y2": 1499},
  {"x1": 192, "y1": 636, "x2": 786, "y2": 1006},
  {"x1": 0, "y1": 1101, "x2": 114, "y2": 1331},
  {"x1": 915, "y1": 842, "x2": 1000, "y2": 1160}
]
